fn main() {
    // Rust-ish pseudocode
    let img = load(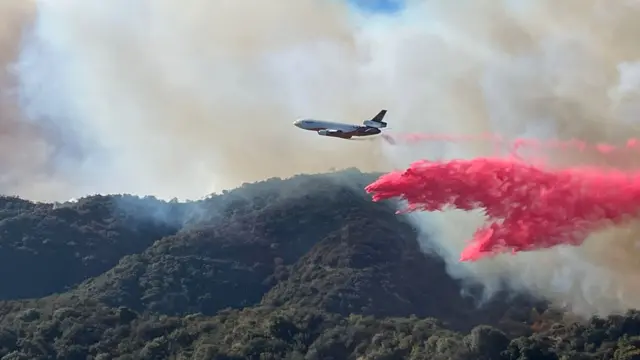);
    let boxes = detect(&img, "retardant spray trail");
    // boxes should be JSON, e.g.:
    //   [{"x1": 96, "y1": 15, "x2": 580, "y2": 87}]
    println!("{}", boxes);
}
[
  {"x1": 382, "y1": 133, "x2": 640, "y2": 158},
  {"x1": 366, "y1": 152, "x2": 640, "y2": 262}
]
